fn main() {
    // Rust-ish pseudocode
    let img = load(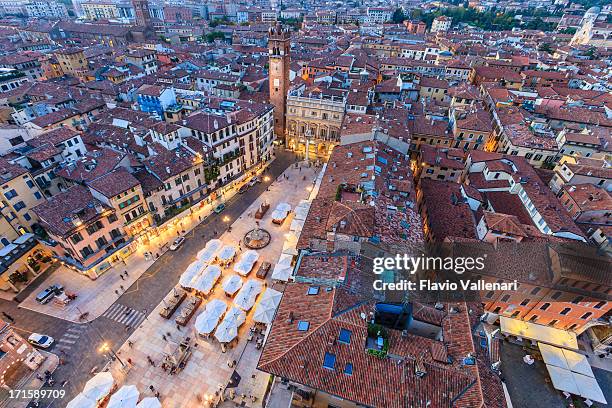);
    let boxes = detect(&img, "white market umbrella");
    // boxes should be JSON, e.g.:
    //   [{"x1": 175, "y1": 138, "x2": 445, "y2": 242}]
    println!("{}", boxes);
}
[
  {"x1": 223, "y1": 275, "x2": 243, "y2": 295},
  {"x1": 179, "y1": 261, "x2": 204, "y2": 287},
  {"x1": 136, "y1": 397, "x2": 162, "y2": 408},
  {"x1": 195, "y1": 309, "x2": 222, "y2": 335},
  {"x1": 253, "y1": 288, "x2": 283, "y2": 325},
  {"x1": 83, "y1": 371, "x2": 114, "y2": 401},
  {"x1": 234, "y1": 279, "x2": 263, "y2": 311},
  {"x1": 205, "y1": 298, "x2": 227, "y2": 317},
  {"x1": 214, "y1": 320, "x2": 238, "y2": 343},
  {"x1": 66, "y1": 393, "x2": 96, "y2": 408},
  {"x1": 218, "y1": 245, "x2": 236, "y2": 262},
  {"x1": 224, "y1": 306, "x2": 246, "y2": 327},
  {"x1": 197, "y1": 239, "x2": 222, "y2": 263},
  {"x1": 275, "y1": 202, "x2": 291, "y2": 213},
  {"x1": 191, "y1": 265, "x2": 221, "y2": 294},
  {"x1": 233, "y1": 250, "x2": 259, "y2": 276},
  {"x1": 108, "y1": 385, "x2": 139, "y2": 408},
  {"x1": 271, "y1": 254, "x2": 293, "y2": 282}
]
